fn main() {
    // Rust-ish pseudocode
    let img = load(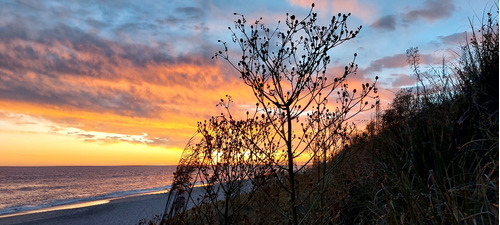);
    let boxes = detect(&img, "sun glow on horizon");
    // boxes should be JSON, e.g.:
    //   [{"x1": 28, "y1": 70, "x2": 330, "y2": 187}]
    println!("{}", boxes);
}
[
  {"x1": 0, "y1": 130, "x2": 183, "y2": 166},
  {"x1": 0, "y1": 112, "x2": 183, "y2": 166}
]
